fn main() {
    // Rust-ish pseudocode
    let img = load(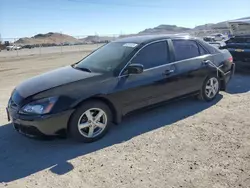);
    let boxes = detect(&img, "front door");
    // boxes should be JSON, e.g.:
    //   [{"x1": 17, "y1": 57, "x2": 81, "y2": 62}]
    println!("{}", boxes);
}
[{"x1": 112, "y1": 41, "x2": 179, "y2": 115}]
